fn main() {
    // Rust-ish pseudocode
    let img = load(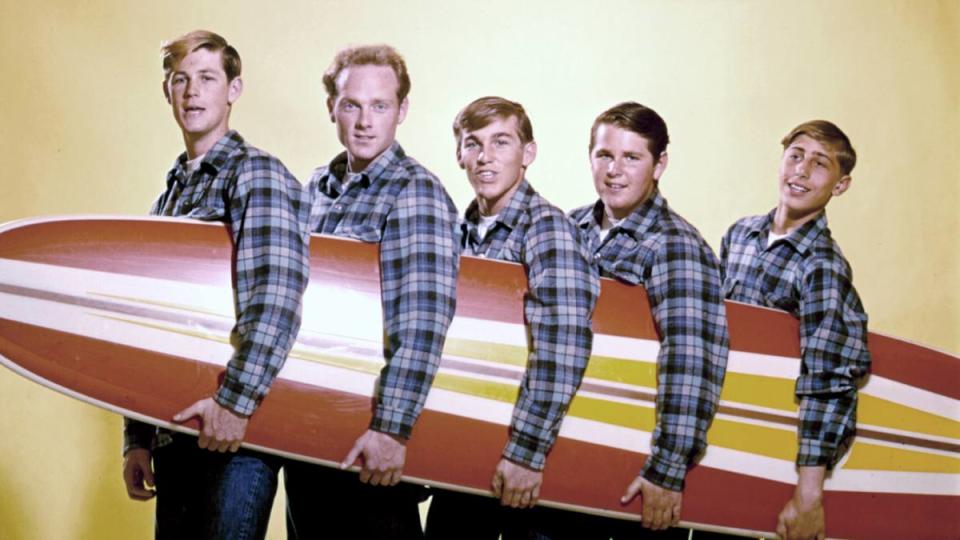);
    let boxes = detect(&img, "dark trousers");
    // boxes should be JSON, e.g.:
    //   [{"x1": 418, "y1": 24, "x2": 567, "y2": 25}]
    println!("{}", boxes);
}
[
  {"x1": 284, "y1": 460, "x2": 427, "y2": 539},
  {"x1": 153, "y1": 433, "x2": 283, "y2": 540}
]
